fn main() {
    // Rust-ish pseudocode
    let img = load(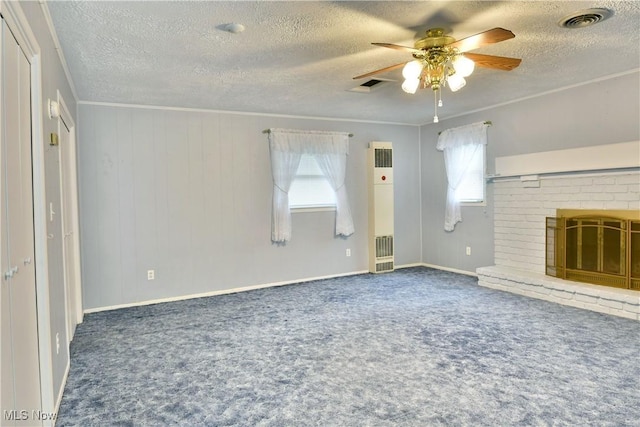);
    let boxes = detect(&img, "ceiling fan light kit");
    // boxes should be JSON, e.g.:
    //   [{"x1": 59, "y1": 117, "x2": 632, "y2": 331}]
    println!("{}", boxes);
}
[
  {"x1": 355, "y1": 27, "x2": 521, "y2": 123},
  {"x1": 401, "y1": 77, "x2": 420, "y2": 94},
  {"x1": 453, "y1": 55, "x2": 475, "y2": 77}
]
